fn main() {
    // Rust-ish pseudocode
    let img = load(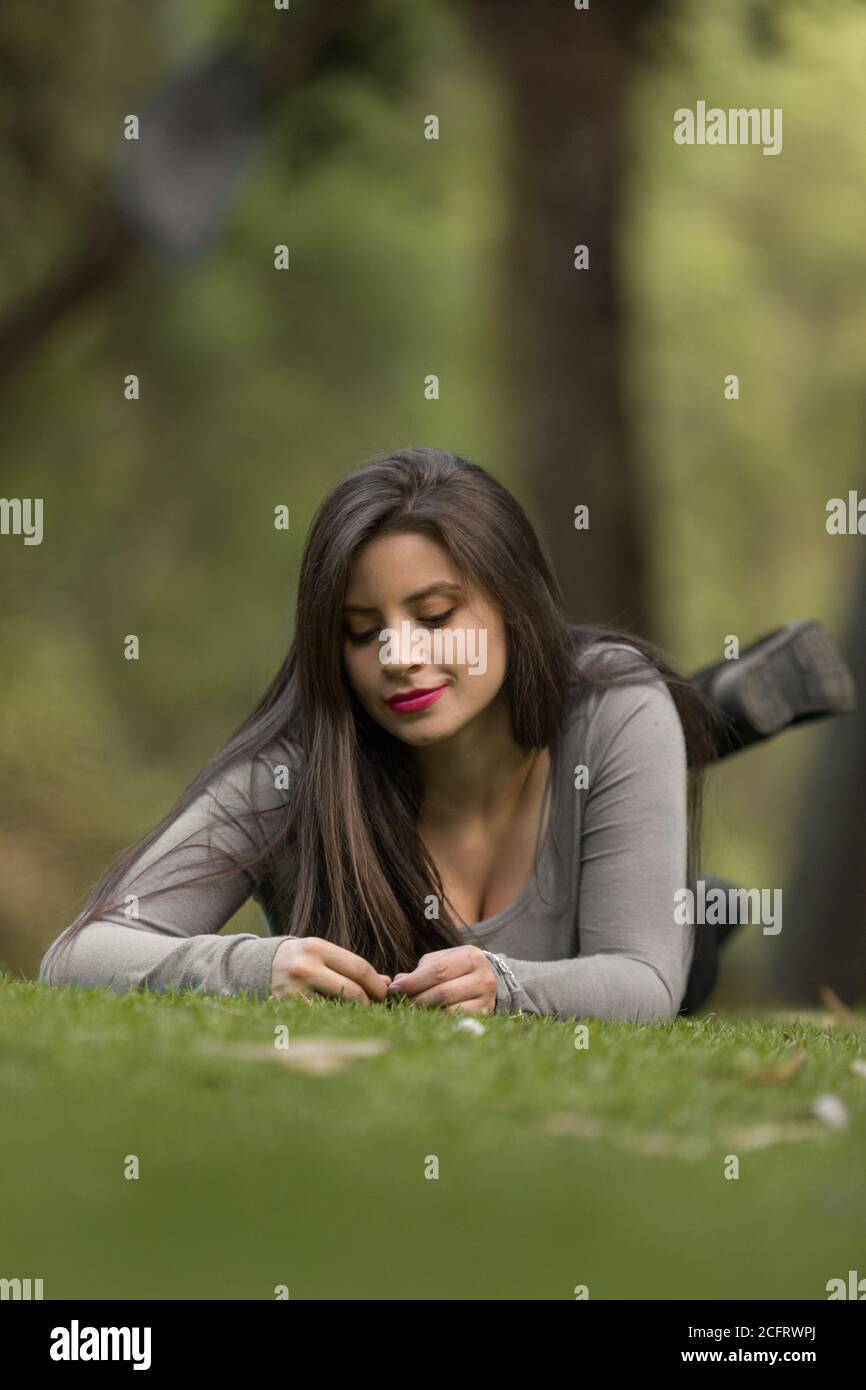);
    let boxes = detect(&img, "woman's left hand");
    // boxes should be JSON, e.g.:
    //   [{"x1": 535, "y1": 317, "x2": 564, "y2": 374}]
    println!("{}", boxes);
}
[{"x1": 387, "y1": 945, "x2": 498, "y2": 1015}]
